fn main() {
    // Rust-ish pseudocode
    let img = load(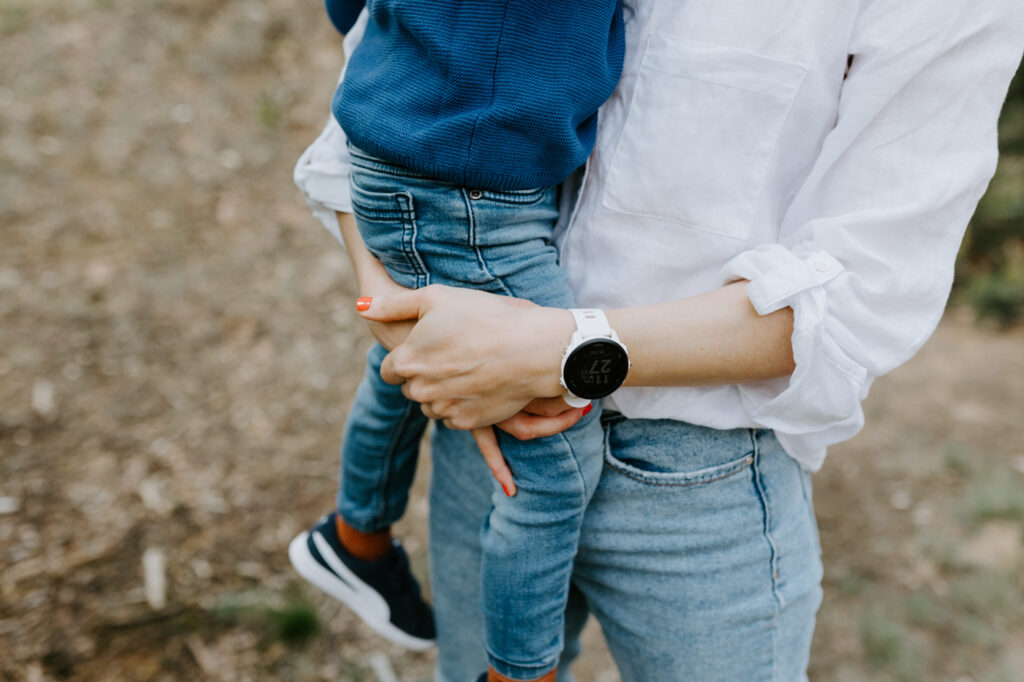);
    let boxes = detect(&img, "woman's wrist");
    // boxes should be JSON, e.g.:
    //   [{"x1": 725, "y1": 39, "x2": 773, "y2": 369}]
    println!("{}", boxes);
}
[{"x1": 529, "y1": 306, "x2": 577, "y2": 399}]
